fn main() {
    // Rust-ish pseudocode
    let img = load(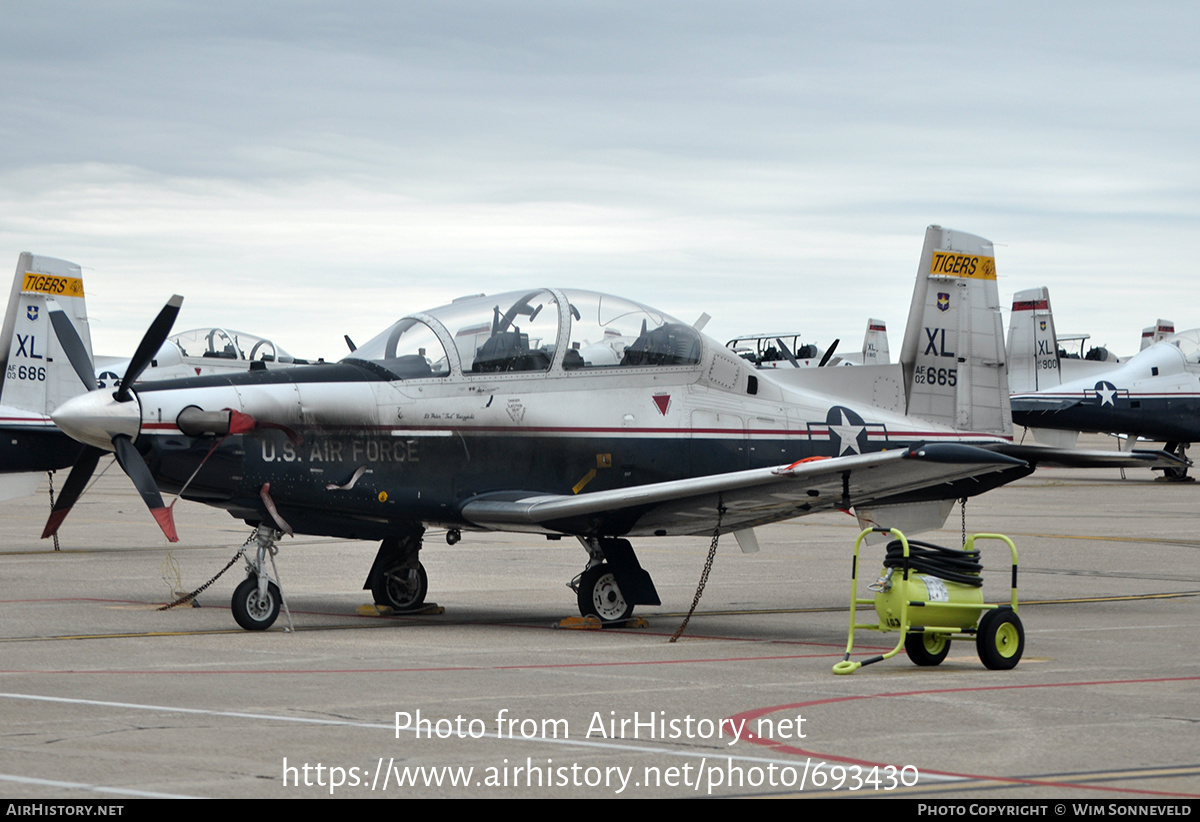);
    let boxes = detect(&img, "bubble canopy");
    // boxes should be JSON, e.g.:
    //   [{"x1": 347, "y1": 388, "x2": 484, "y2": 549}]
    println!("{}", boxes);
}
[
  {"x1": 1163, "y1": 329, "x2": 1200, "y2": 364},
  {"x1": 345, "y1": 289, "x2": 704, "y2": 379}
]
